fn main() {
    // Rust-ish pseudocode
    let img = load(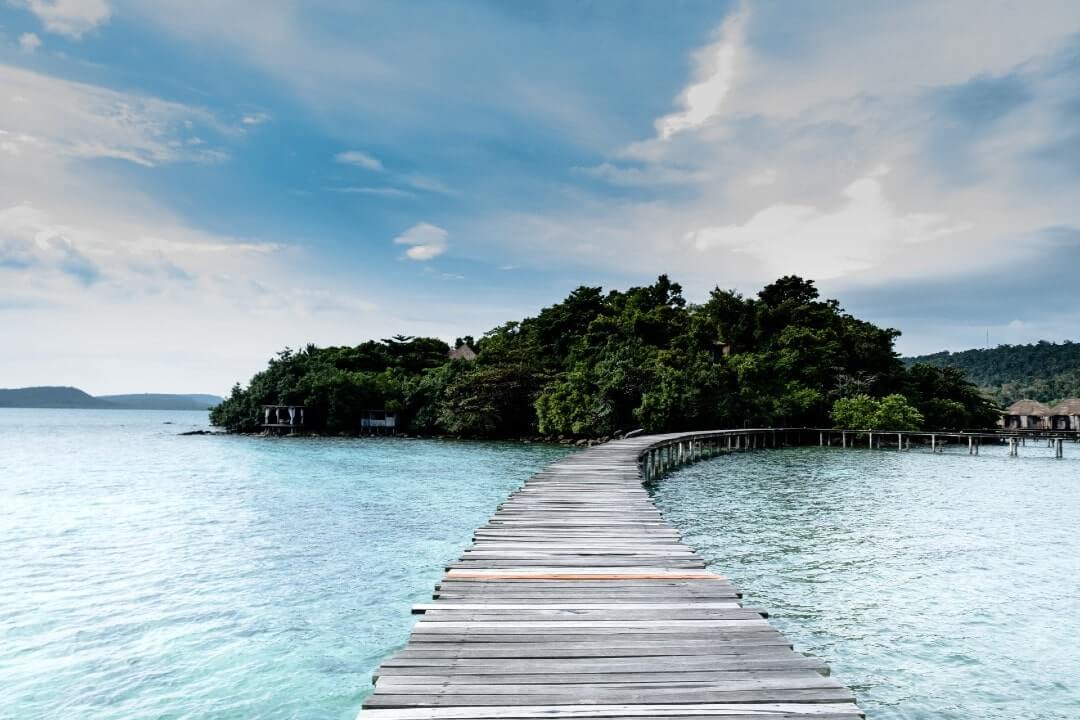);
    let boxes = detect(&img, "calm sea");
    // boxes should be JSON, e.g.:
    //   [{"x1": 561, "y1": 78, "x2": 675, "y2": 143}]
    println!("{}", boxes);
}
[
  {"x1": 0, "y1": 409, "x2": 571, "y2": 719},
  {"x1": 3, "y1": 411, "x2": 1078, "y2": 719},
  {"x1": 651, "y1": 444, "x2": 1080, "y2": 720}
]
